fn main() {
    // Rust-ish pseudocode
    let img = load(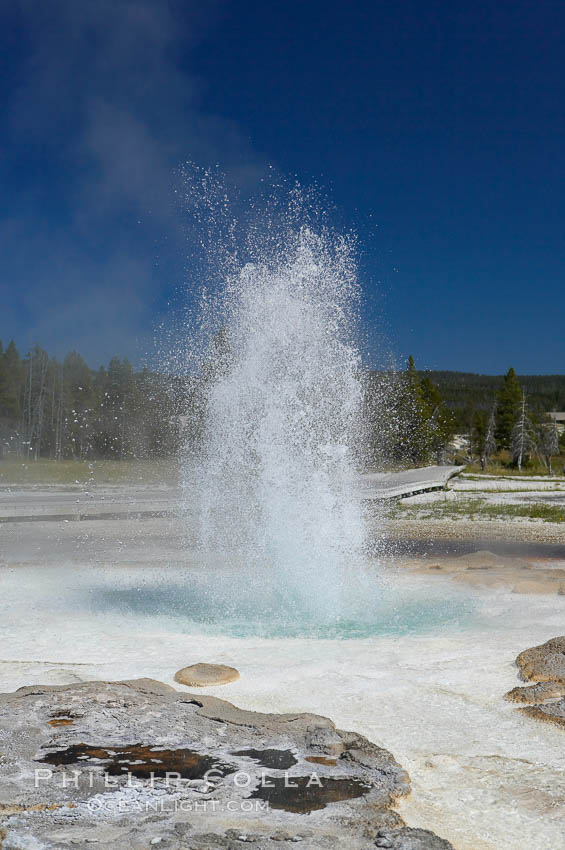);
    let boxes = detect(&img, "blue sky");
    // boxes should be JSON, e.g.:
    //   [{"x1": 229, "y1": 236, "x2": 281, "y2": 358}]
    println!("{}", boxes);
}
[{"x1": 1, "y1": 0, "x2": 563, "y2": 373}]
